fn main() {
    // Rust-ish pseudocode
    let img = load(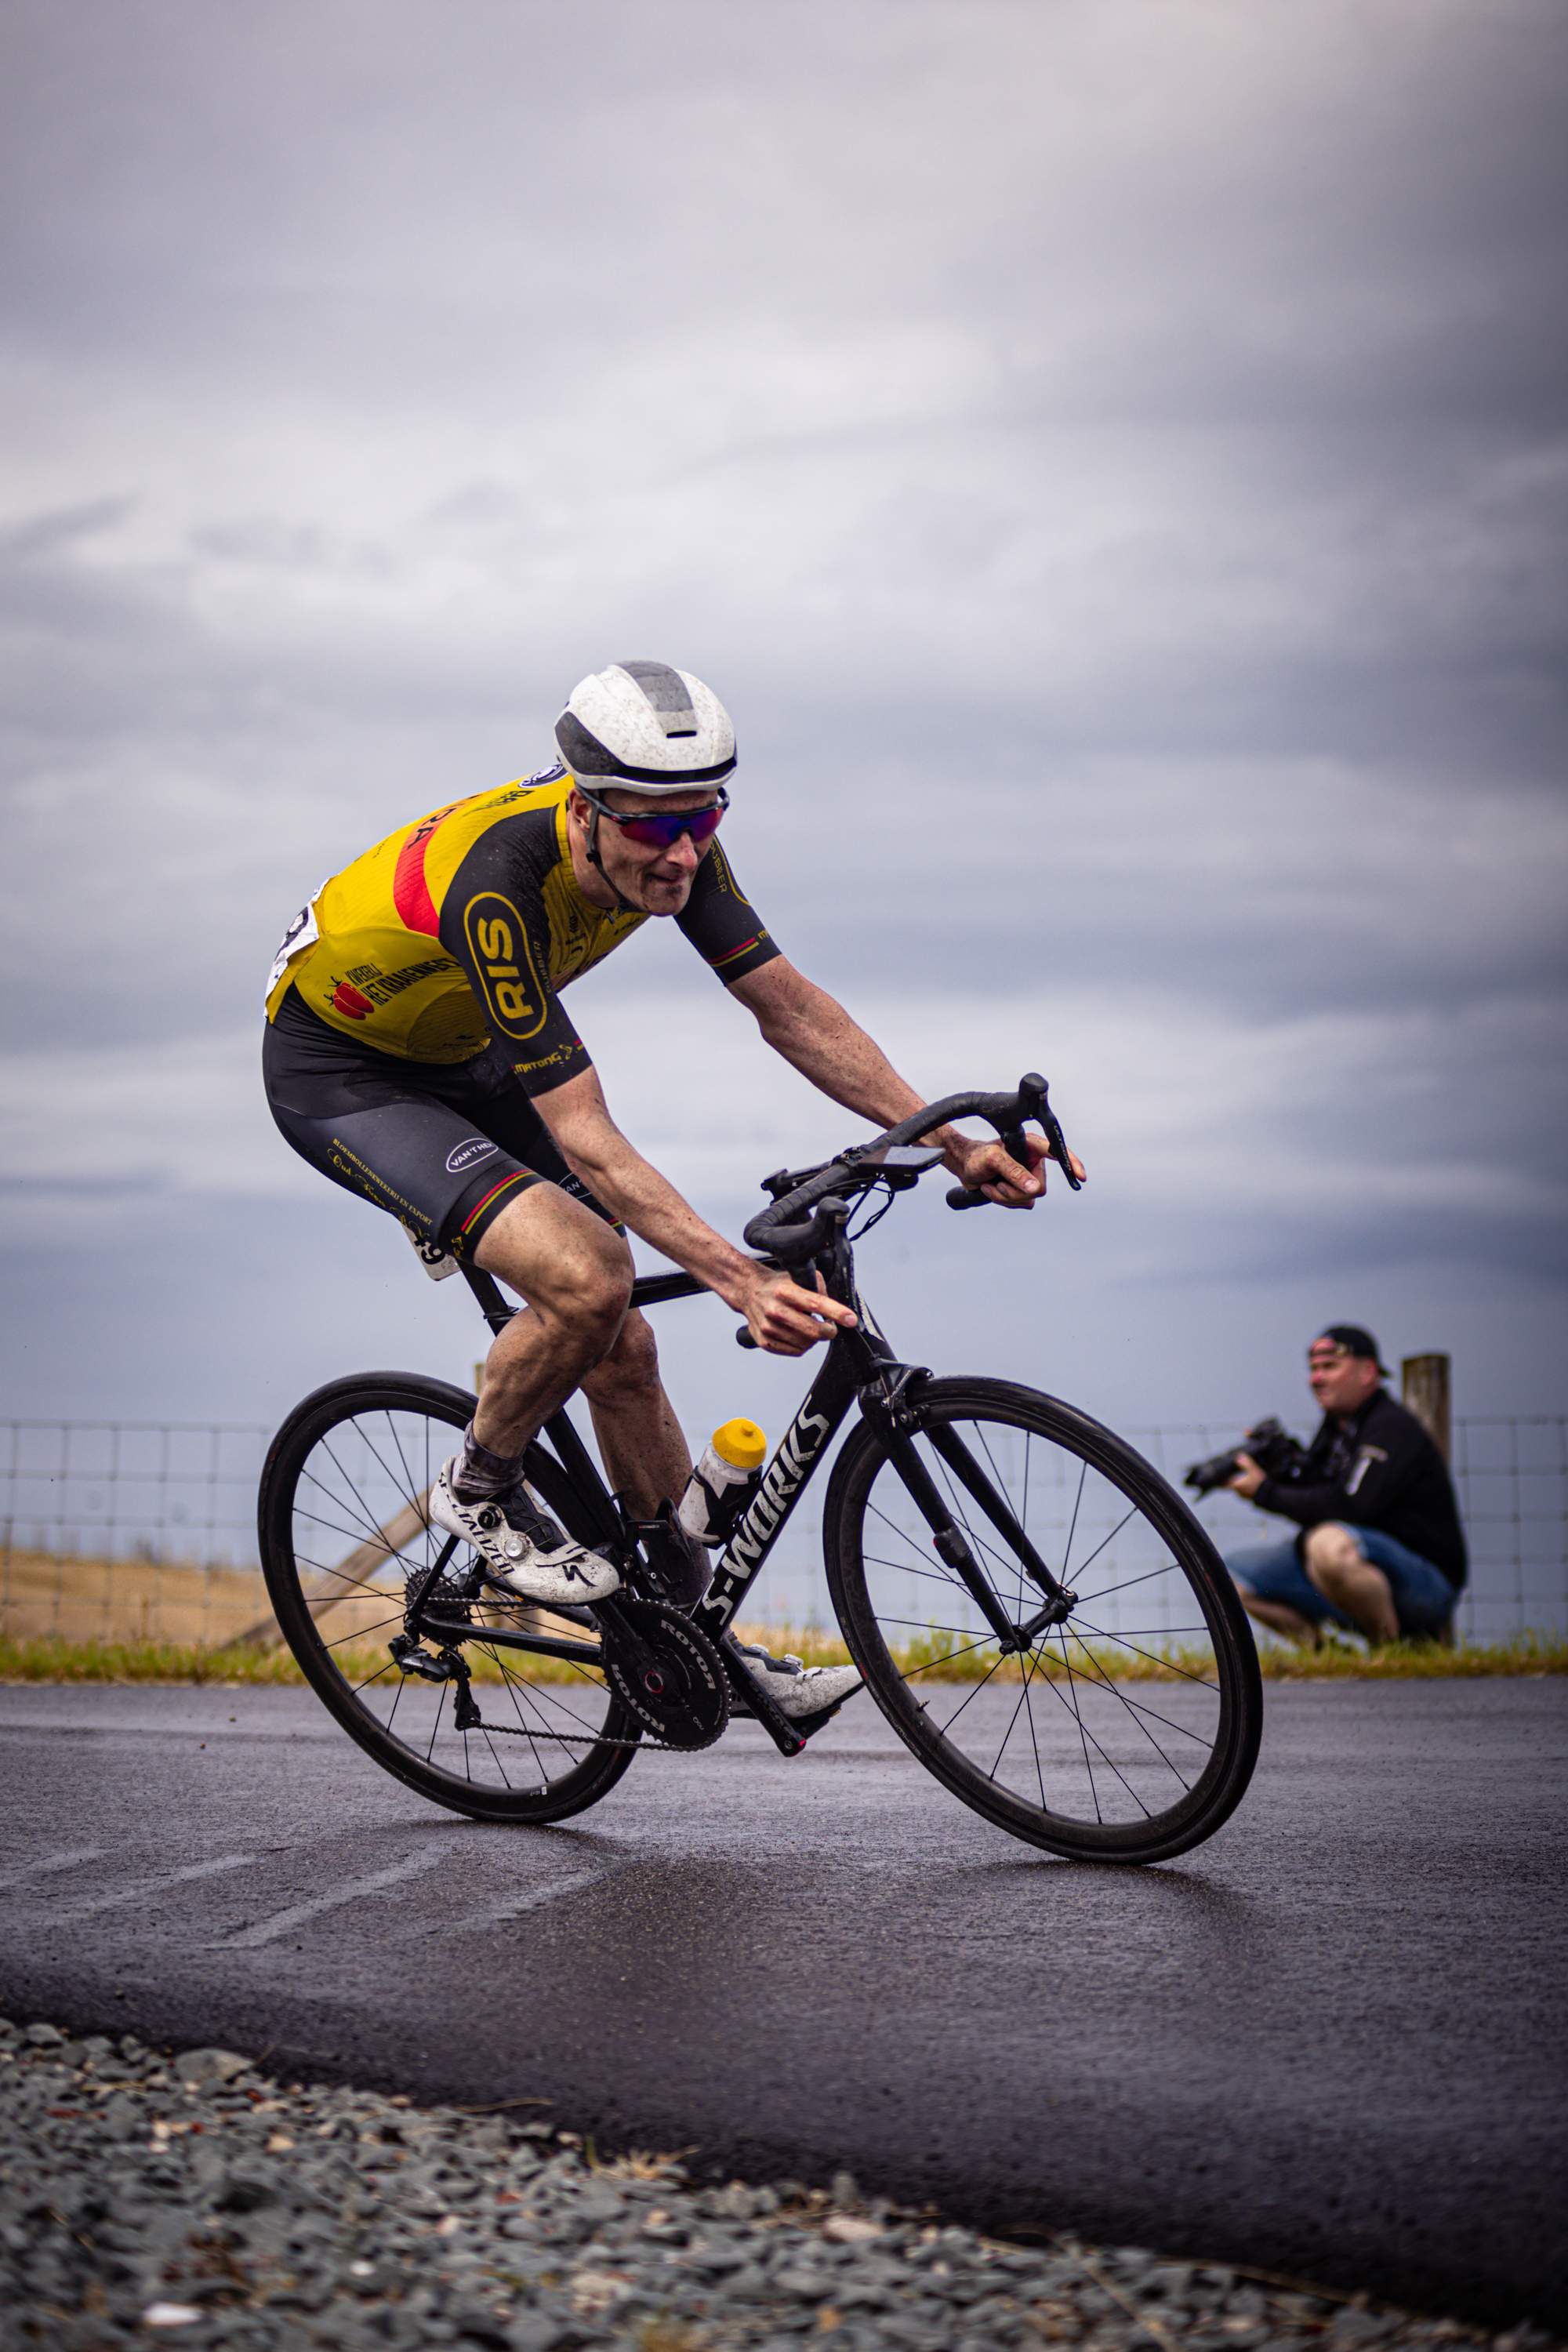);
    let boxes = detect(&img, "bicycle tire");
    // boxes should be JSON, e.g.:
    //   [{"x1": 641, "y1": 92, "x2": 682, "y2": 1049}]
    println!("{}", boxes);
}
[
  {"x1": 257, "y1": 1370, "x2": 640, "y2": 1824},
  {"x1": 824, "y1": 1377, "x2": 1261, "y2": 1863}
]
